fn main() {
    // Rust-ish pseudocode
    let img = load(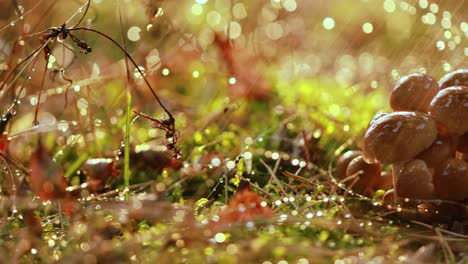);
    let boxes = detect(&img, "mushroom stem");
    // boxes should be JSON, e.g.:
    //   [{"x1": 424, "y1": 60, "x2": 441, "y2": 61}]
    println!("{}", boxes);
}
[
  {"x1": 392, "y1": 162, "x2": 405, "y2": 203},
  {"x1": 381, "y1": 189, "x2": 394, "y2": 202}
]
